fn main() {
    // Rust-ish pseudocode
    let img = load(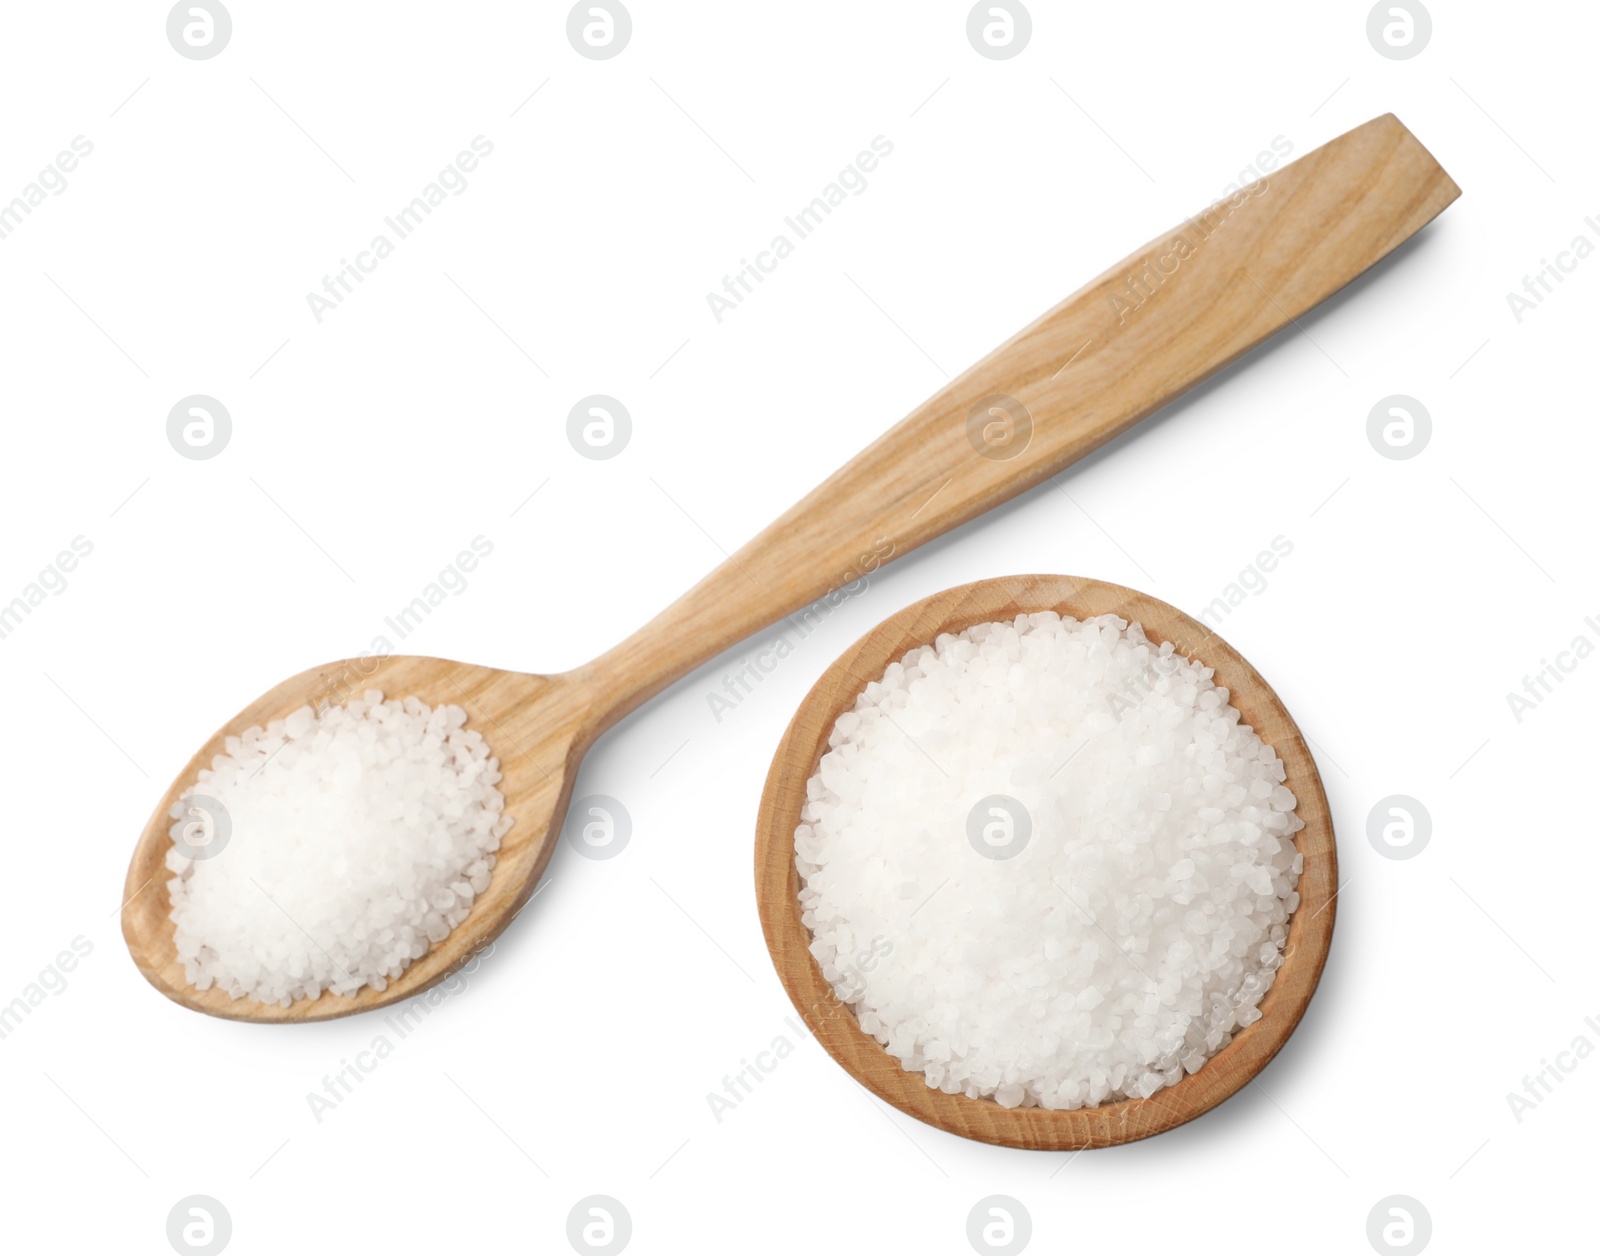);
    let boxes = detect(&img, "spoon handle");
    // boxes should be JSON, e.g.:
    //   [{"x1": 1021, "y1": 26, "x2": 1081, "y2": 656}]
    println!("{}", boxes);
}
[{"x1": 580, "y1": 113, "x2": 1457, "y2": 726}]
